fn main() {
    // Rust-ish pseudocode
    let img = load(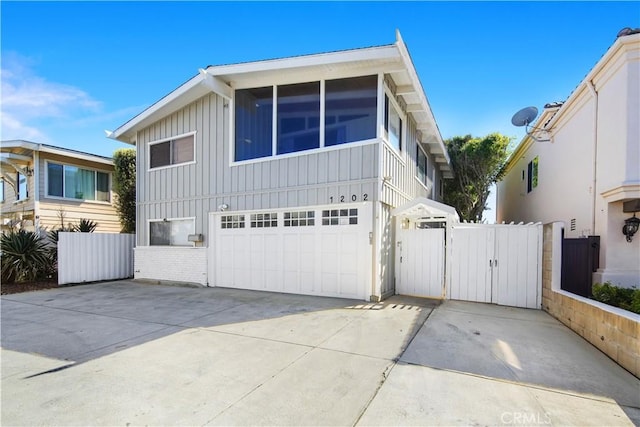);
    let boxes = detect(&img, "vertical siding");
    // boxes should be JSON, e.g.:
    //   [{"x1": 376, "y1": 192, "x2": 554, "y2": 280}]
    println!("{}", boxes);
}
[{"x1": 137, "y1": 93, "x2": 381, "y2": 246}]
